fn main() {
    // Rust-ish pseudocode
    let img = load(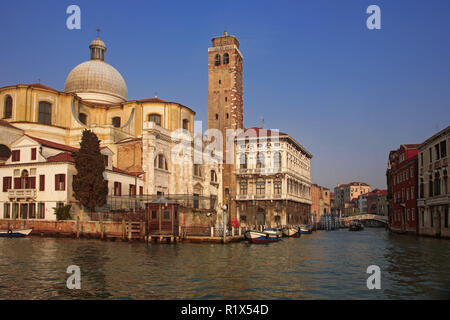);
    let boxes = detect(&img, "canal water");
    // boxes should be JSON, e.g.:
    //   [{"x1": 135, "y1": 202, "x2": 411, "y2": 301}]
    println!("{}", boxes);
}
[{"x1": 0, "y1": 228, "x2": 449, "y2": 300}]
